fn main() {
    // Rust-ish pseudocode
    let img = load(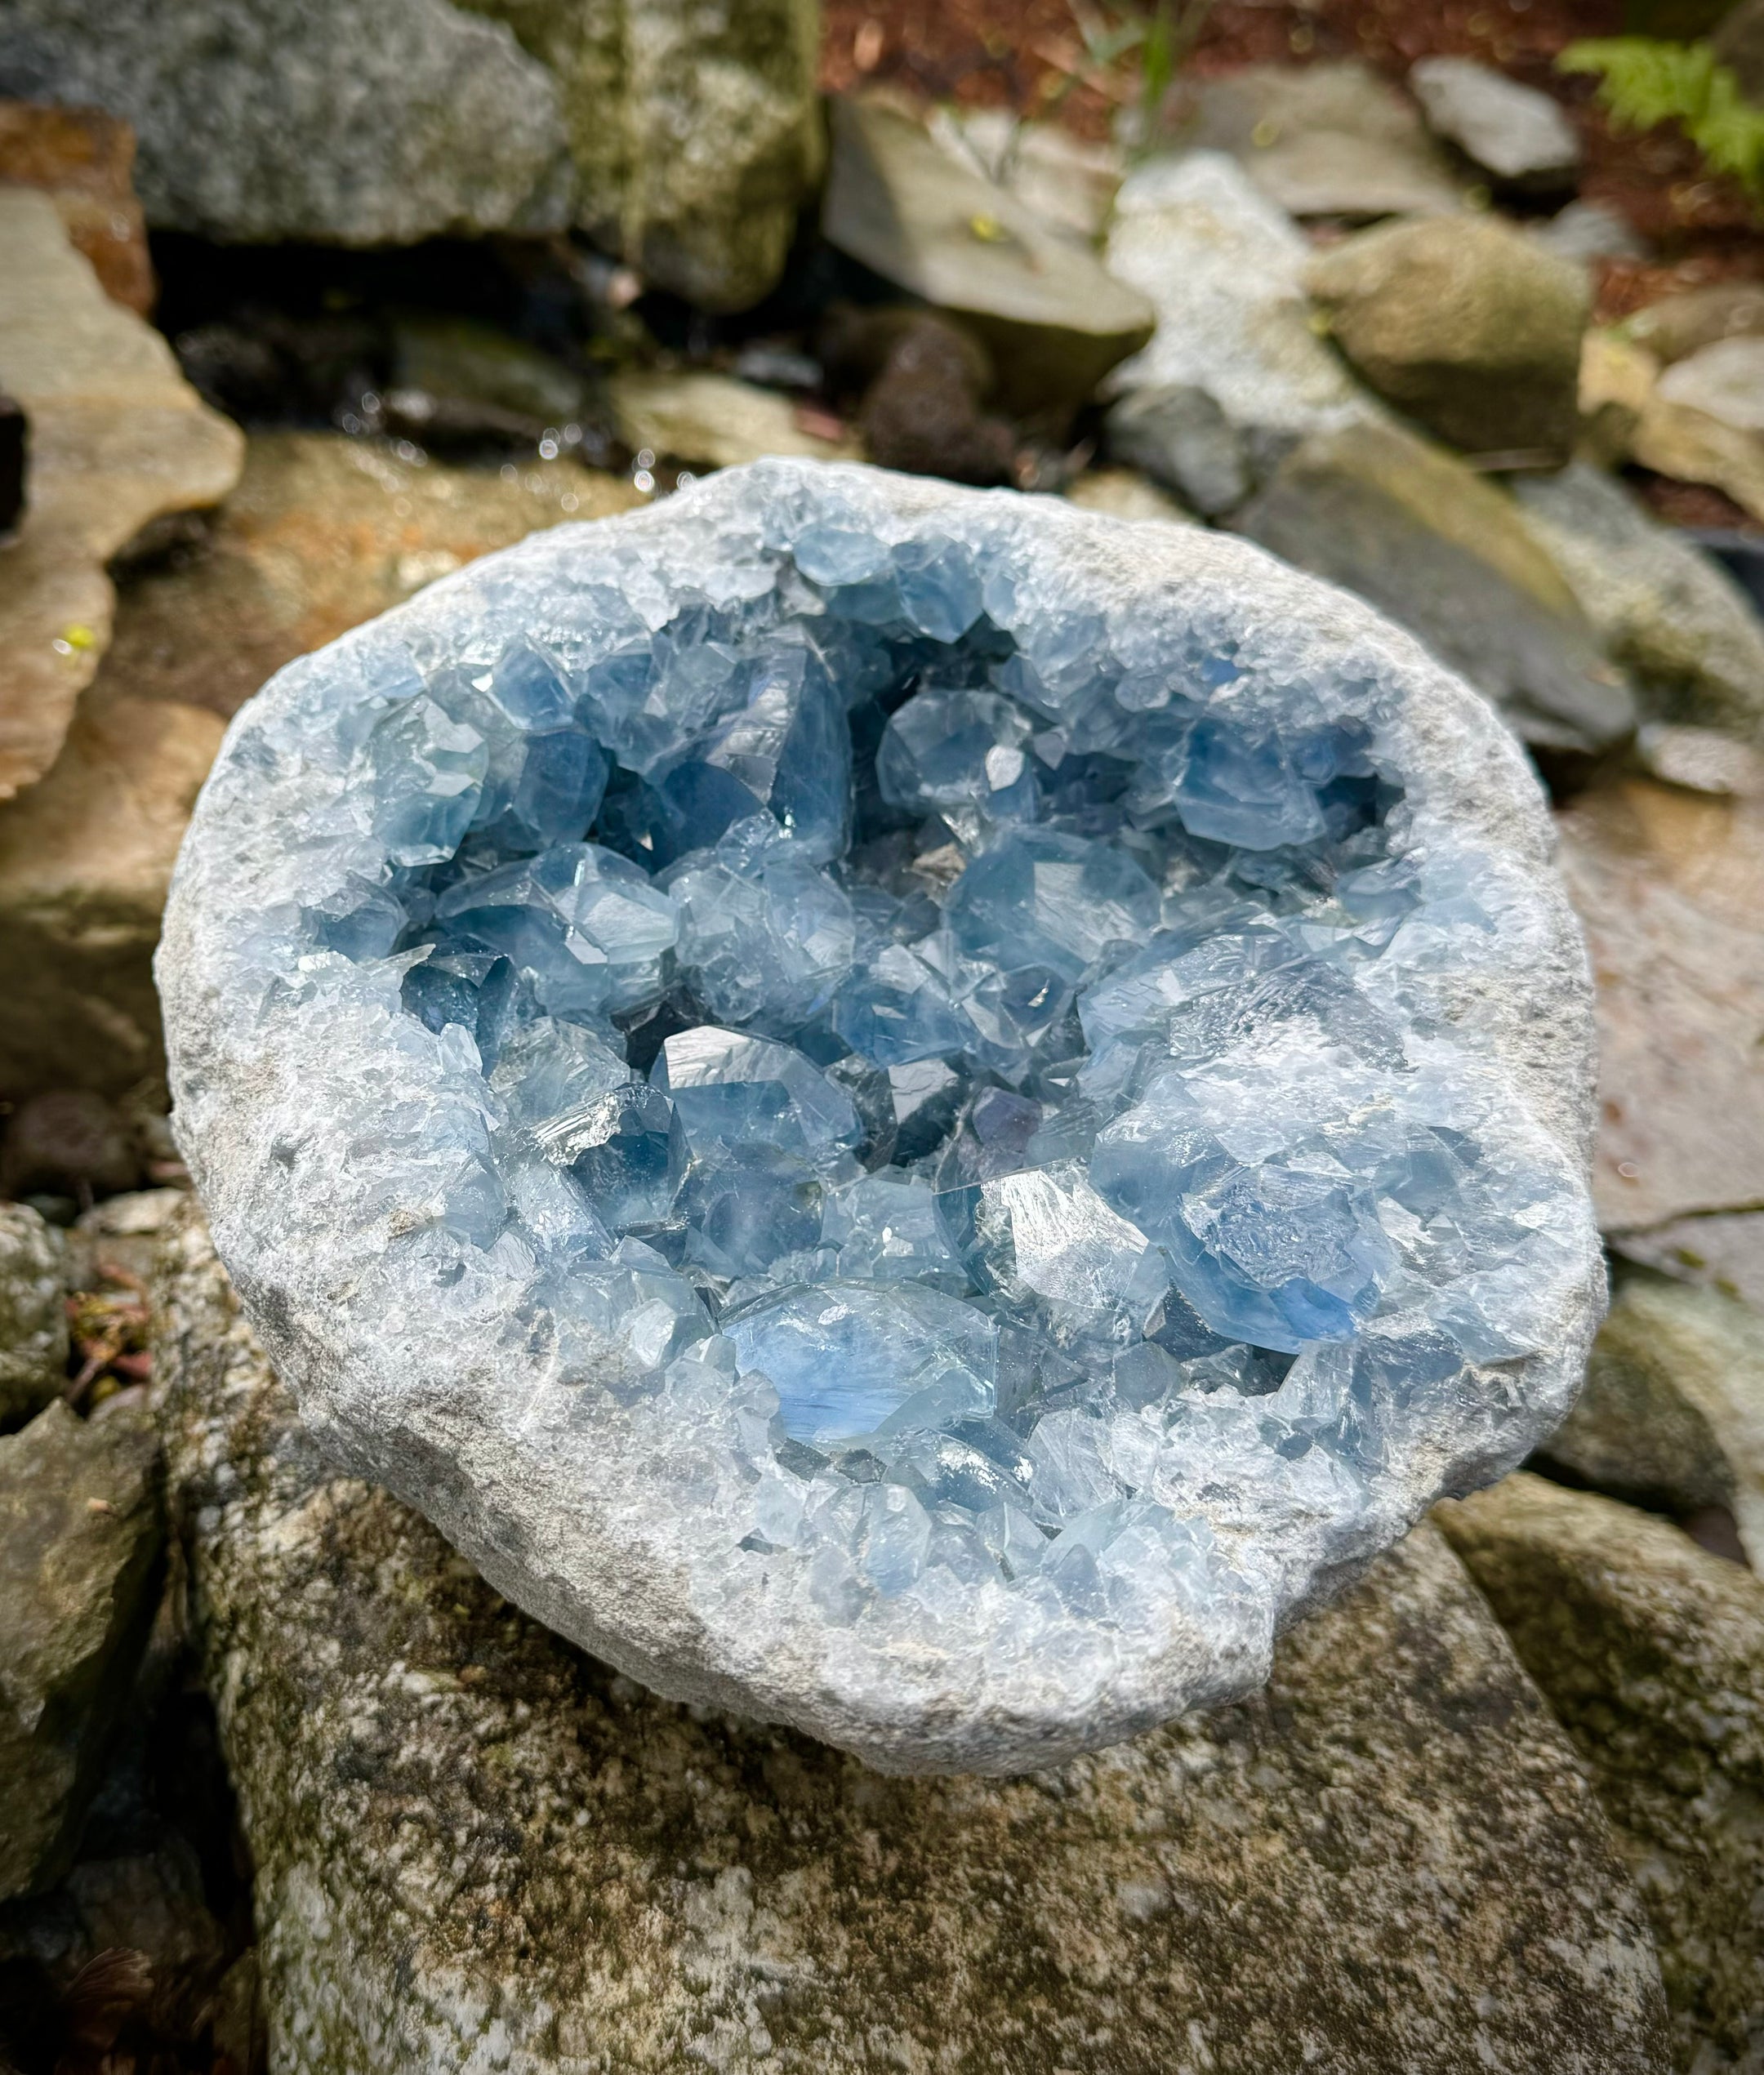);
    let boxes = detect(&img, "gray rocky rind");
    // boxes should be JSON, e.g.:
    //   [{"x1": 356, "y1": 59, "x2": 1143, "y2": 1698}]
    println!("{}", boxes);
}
[
  {"x1": 154, "y1": 1208, "x2": 1671, "y2": 2075},
  {"x1": 1439, "y1": 1471, "x2": 1764, "y2": 2073},
  {"x1": 156, "y1": 459, "x2": 1603, "y2": 1775}
]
